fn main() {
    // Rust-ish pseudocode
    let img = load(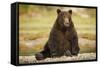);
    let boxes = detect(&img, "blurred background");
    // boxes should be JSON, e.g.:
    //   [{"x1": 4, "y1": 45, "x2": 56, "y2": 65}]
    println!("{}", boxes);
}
[{"x1": 19, "y1": 4, "x2": 96, "y2": 56}]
